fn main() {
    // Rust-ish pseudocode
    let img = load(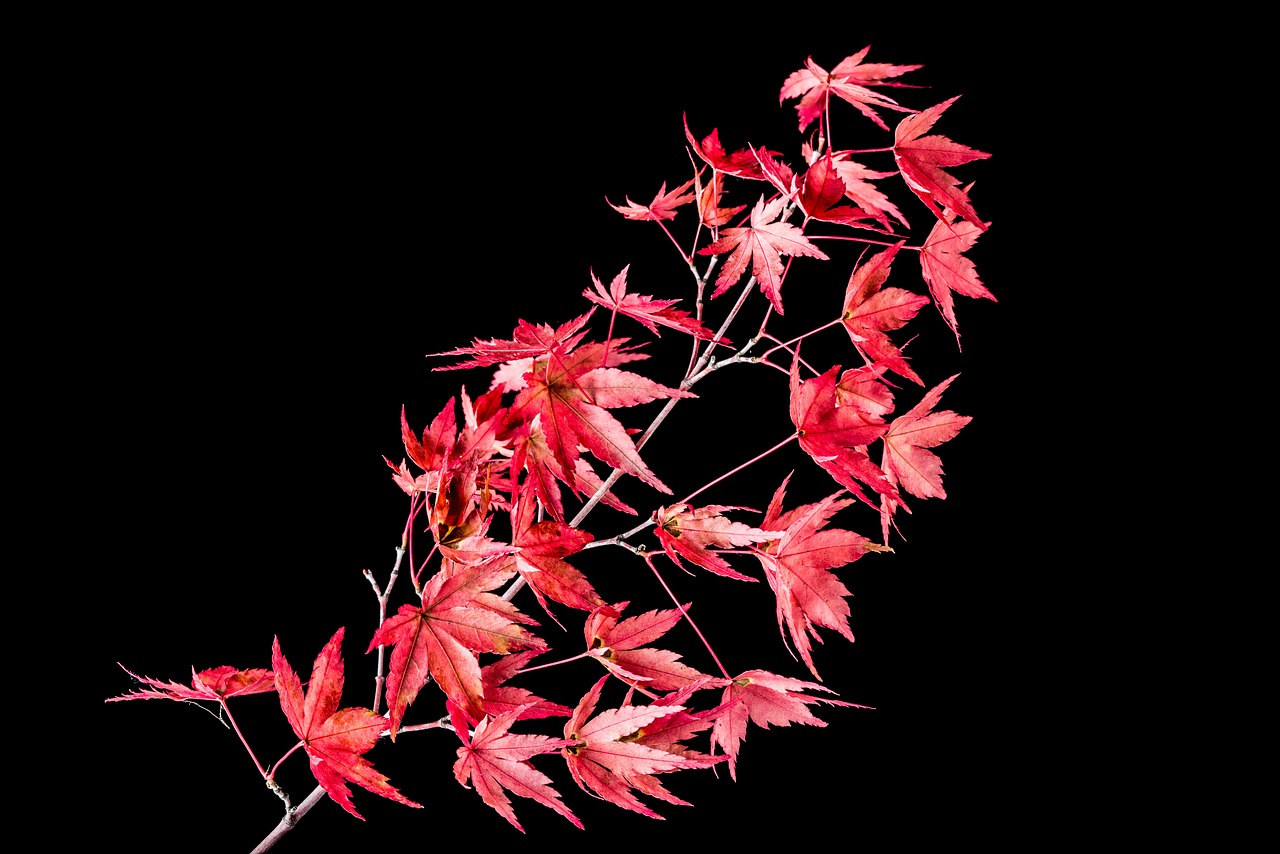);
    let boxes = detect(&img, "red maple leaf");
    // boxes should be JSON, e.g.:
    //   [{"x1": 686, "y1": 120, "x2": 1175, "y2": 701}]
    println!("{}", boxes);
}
[
  {"x1": 480, "y1": 650, "x2": 573, "y2": 720},
  {"x1": 751, "y1": 474, "x2": 890, "y2": 680},
  {"x1": 429, "y1": 312, "x2": 596, "y2": 371},
  {"x1": 834, "y1": 364, "x2": 897, "y2": 420},
  {"x1": 582, "y1": 264, "x2": 723, "y2": 342},
  {"x1": 683, "y1": 113, "x2": 779, "y2": 180},
  {"x1": 508, "y1": 330, "x2": 695, "y2": 495},
  {"x1": 449, "y1": 700, "x2": 582, "y2": 833},
  {"x1": 918, "y1": 201, "x2": 995, "y2": 349},
  {"x1": 389, "y1": 387, "x2": 513, "y2": 500},
  {"x1": 796, "y1": 152, "x2": 881, "y2": 227},
  {"x1": 694, "y1": 168, "x2": 747, "y2": 228},
  {"x1": 272, "y1": 628, "x2": 421, "y2": 819},
  {"x1": 841, "y1": 242, "x2": 931, "y2": 385},
  {"x1": 495, "y1": 481, "x2": 602, "y2": 623},
  {"x1": 562, "y1": 675, "x2": 724, "y2": 819},
  {"x1": 507, "y1": 413, "x2": 636, "y2": 522},
  {"x1": 426, "y1": 455, "x2": 503, "y2": 564},
  {"x1": 711, "y1": 668, "x2": 867, "y2": 780},
  {"x1": 367, "y1": 559, "x2": 544, "y2": 734},
  {"x1": 652, "y1": 502, "x2": 772, "y2": 581},
  {"x1": 697, "y1": 195, "x2": 829, "y2": 314},
  {"x1": 753, "y1": 145, "x2": 800, "y2": 202},
  {"x1": 106, "y1": 663, "x2": 274, "y2": 703},
  {"x1": 779, "y1": 47, "x2": 922, "y2": 132},
  {"x1": 400, "y1": 398, "x2": 456, "y2": 481},
  {"x1": 893, "y1": 96, "x2": 991, "y2": 232},
  {"x1": 789, "y1": 354, "x2": 898, "y2": 509},
  {"x1": 584, "y1": 602, "x2": 725, "y2": 693},
  {"x1": 607, "y1": 177, "x2": 696, "y2": 222},
  {"x1": 625, "y1": 677, "x2": 733, "y2": 764},
  {"x1": 879, "y1": 373, "x2": 971, "y2": 544},
  {"x1": 830, "y1": 151, "x2": 909, "y2": 230}
]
